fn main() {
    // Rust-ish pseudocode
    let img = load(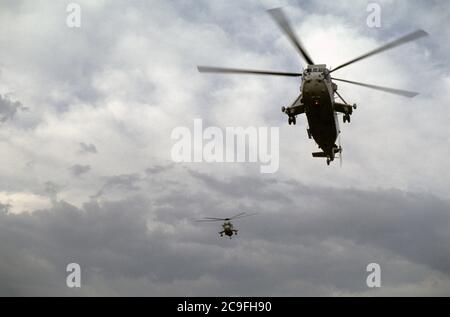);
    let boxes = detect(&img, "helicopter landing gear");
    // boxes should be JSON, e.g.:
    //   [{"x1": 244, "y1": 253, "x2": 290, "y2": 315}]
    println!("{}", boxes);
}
[
  {"x1": 343, "y1": 114, "x2": 351, "y2": 123},
  {"x1": 288, "y1": 116, "x2": 296, "y2": 125},
  {"x1": 326, "y1": 156, "x2": 334, "y2": 166},
  {"x1": 326, "y1": 152, "x2": 336, "y2": 165}
]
